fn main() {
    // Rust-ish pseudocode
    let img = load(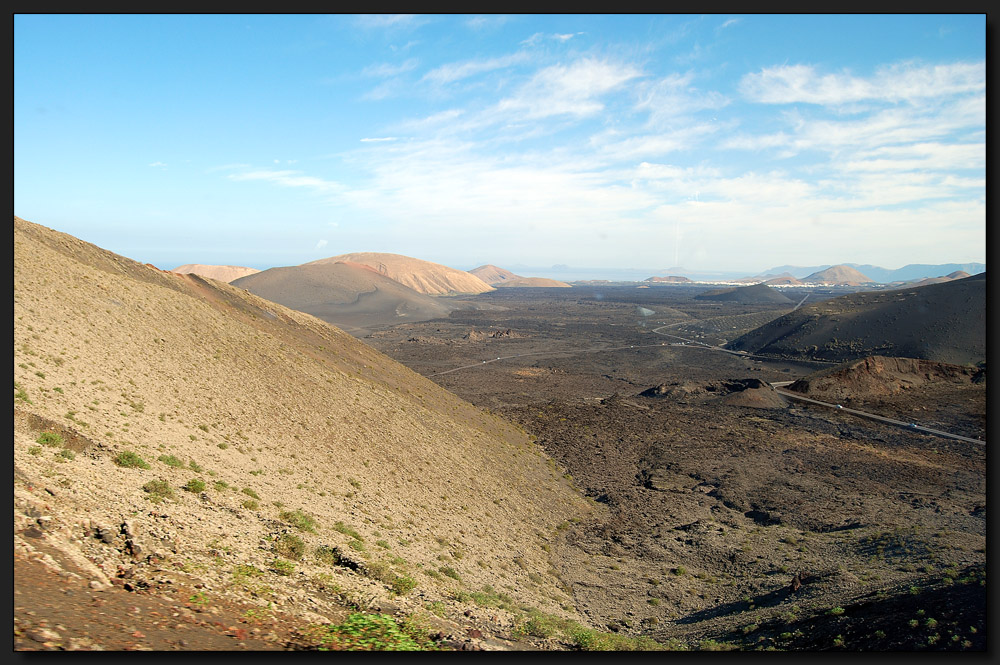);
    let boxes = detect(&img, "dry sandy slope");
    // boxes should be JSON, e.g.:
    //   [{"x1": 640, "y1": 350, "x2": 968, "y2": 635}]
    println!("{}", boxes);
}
[
  {"x1": 307, "y1": 252, "x2": 494, "y2": 295},
  {"x1": 13, "y1": 216, "x2": 594, "y2": 635},
  {"x1": 232, "y1": 261, "x2": 457, "y2": 334},
  {"x1": 172, "y1": 264, "x2": 261, "y2": 283},
  {"x1": 801, "y1": 265, "x2": 874, "y2": 285},
  {"x1": 469, "y1": 264, "x2": 520, "y2": 286}
]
